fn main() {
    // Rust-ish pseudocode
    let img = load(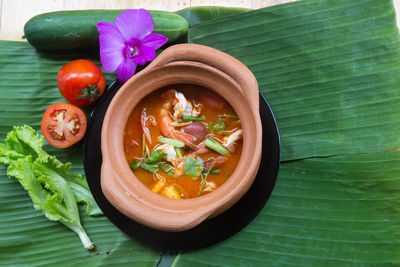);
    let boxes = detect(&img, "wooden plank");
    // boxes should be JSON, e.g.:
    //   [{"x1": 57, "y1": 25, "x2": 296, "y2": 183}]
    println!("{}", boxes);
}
[
  {"x1": 253, "y1": 0, "x2": 298, "y2": 8},
  {"x1": 191, "y1": 0, "x2": 252, "y2": 8},
  {"x1": 130, "y1": 0, "x2": 190, "y2": 11},
  {"x1": 63, "y1": 0, "x2": 134, "y2": 10},
  {"x1": 0, "y1": 0, "x2": 64, "y2": 41},
  {"x1": 63, "y1": 0, "x2": 190, "y2": 11}
]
